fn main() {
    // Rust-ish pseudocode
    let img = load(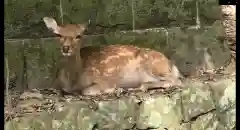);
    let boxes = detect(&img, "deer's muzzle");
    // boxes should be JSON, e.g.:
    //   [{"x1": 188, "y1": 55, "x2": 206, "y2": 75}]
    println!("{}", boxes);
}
[{"x1": 62, "y1": 46, "x2": 70, "y2": 53}]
